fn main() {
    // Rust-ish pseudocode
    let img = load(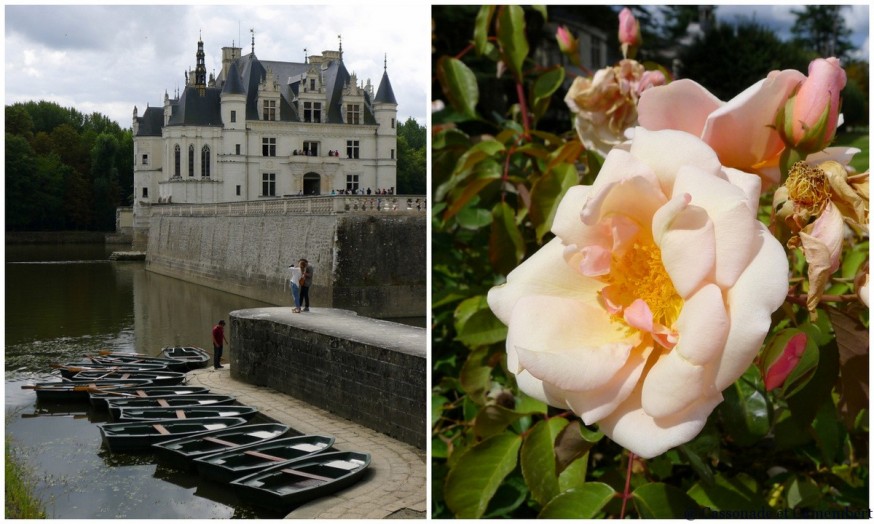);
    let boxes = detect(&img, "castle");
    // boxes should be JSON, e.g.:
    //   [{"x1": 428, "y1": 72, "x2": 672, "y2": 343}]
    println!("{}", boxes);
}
[{"x1": 132, "y1": 34, "x2": 398, "y2": 218}]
